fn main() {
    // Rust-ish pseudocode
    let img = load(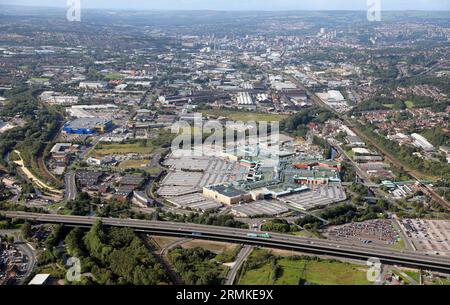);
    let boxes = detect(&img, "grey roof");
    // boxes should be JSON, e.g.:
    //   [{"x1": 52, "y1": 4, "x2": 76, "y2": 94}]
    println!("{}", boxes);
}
[
  {"x1": 209, "y1": 184, "x2": 247, "y2": 197},
  {"x1": 65, "y1": 118, "x2": 110, "y2": 129}
]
